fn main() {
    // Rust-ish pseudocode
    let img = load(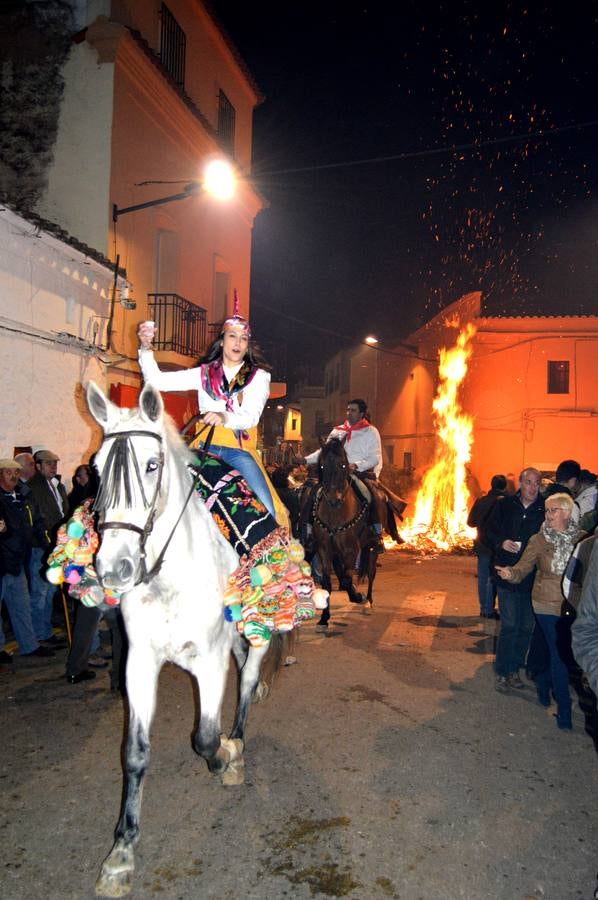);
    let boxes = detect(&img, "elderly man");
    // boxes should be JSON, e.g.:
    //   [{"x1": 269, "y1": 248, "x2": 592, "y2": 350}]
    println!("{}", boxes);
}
[
  {"x1": 28, "y1": 449, "x2": 68, "y2": 647},
  {"x1": 0, "y1": 458, "x2": 54, "y2": 661},
  {"x1": 14, "y1": 451, "x2": 35, "y2": 484},
  {"x1": 487, "y1": 467, "x2": 545, "y2": 692}
]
